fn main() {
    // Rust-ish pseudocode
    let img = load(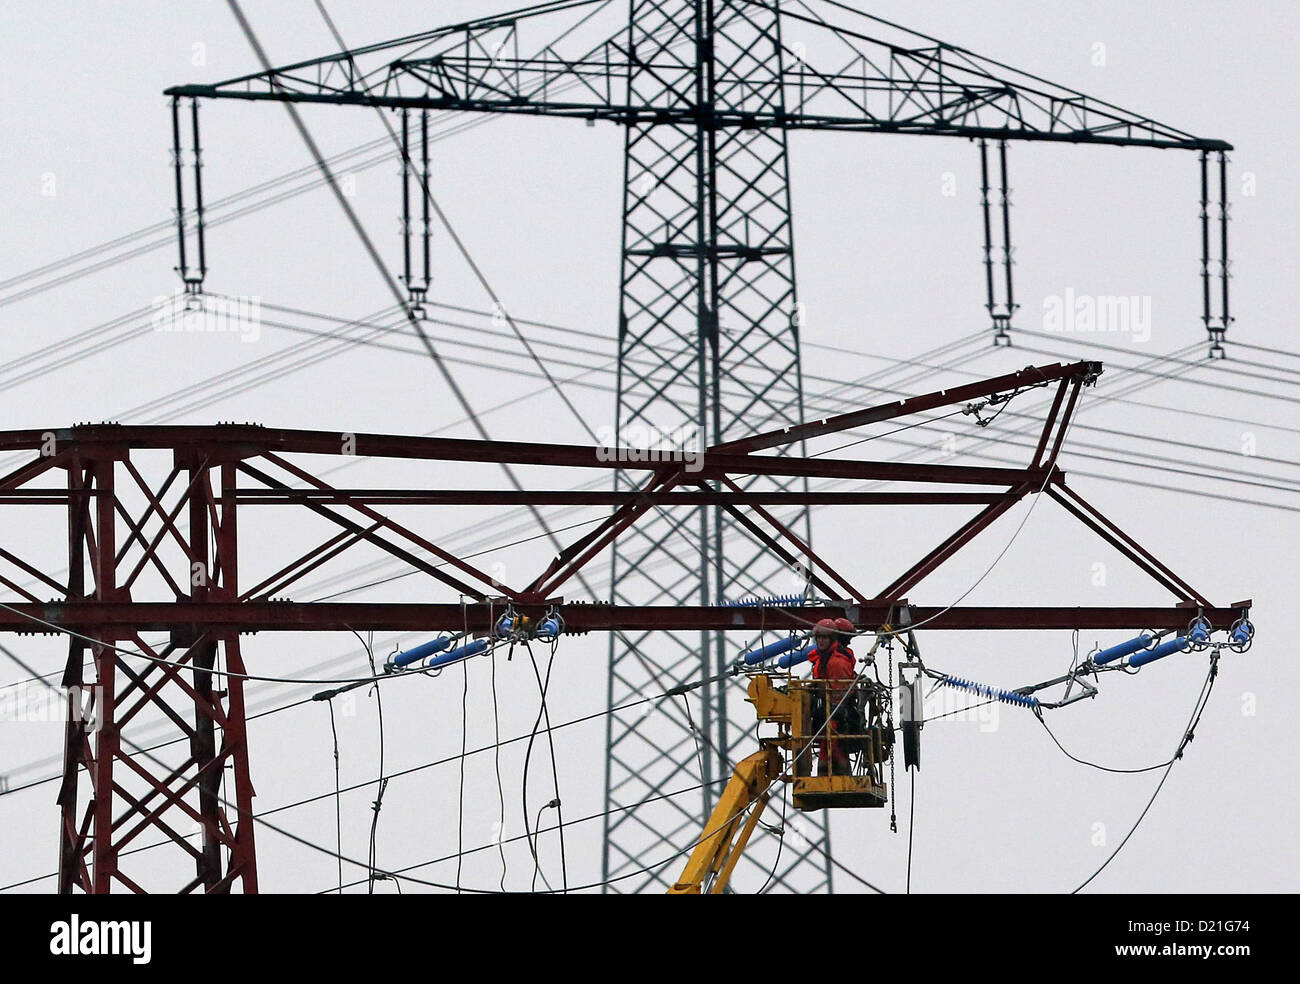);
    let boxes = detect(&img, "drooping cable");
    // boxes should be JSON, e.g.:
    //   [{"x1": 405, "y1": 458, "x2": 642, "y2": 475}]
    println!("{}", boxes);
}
[
  {"x1": 906, "y1": 769, "x2": 916, "y2": 894},
  {"x1": 350, "y1": 629, "x2": 388, "y2": 894},
  {"x1": 522, "y1": 637, "x2": 568, "y2": 893},
  {"x1": 755, "y1": 779, "x2": 788, "y2": 895},
  {"x1": 1070, "y1": 653, "x2": 1220, "y2": 893},
  {"x1": 456, "y1": 602, "x2": 470, "y2": 894},
  {"x1": 492, "y1": 641, "x2": 509, "y2": 891},
  {"x1": 326, "y1": 698, "x2": 343, "y2": 894}
]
